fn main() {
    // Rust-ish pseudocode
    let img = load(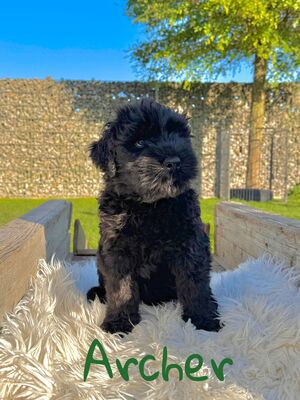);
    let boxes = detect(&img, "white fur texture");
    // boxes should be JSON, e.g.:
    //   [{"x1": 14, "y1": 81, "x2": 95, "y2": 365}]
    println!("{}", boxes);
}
[{"x1": 1, "y1": 256, "x2": 300, "y2": 400}]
